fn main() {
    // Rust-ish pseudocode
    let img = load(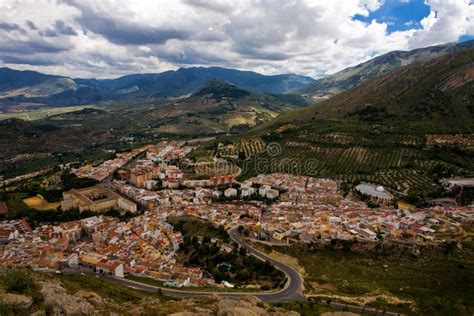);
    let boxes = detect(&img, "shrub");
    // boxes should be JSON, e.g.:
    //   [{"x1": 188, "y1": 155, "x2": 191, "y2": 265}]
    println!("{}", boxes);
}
[
  {"x1": 3, "y1": 269, "x2": 35, "y2": 294},
  {"x1": 2, "y1": 269, "x2": 43, "y2": 304}
]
